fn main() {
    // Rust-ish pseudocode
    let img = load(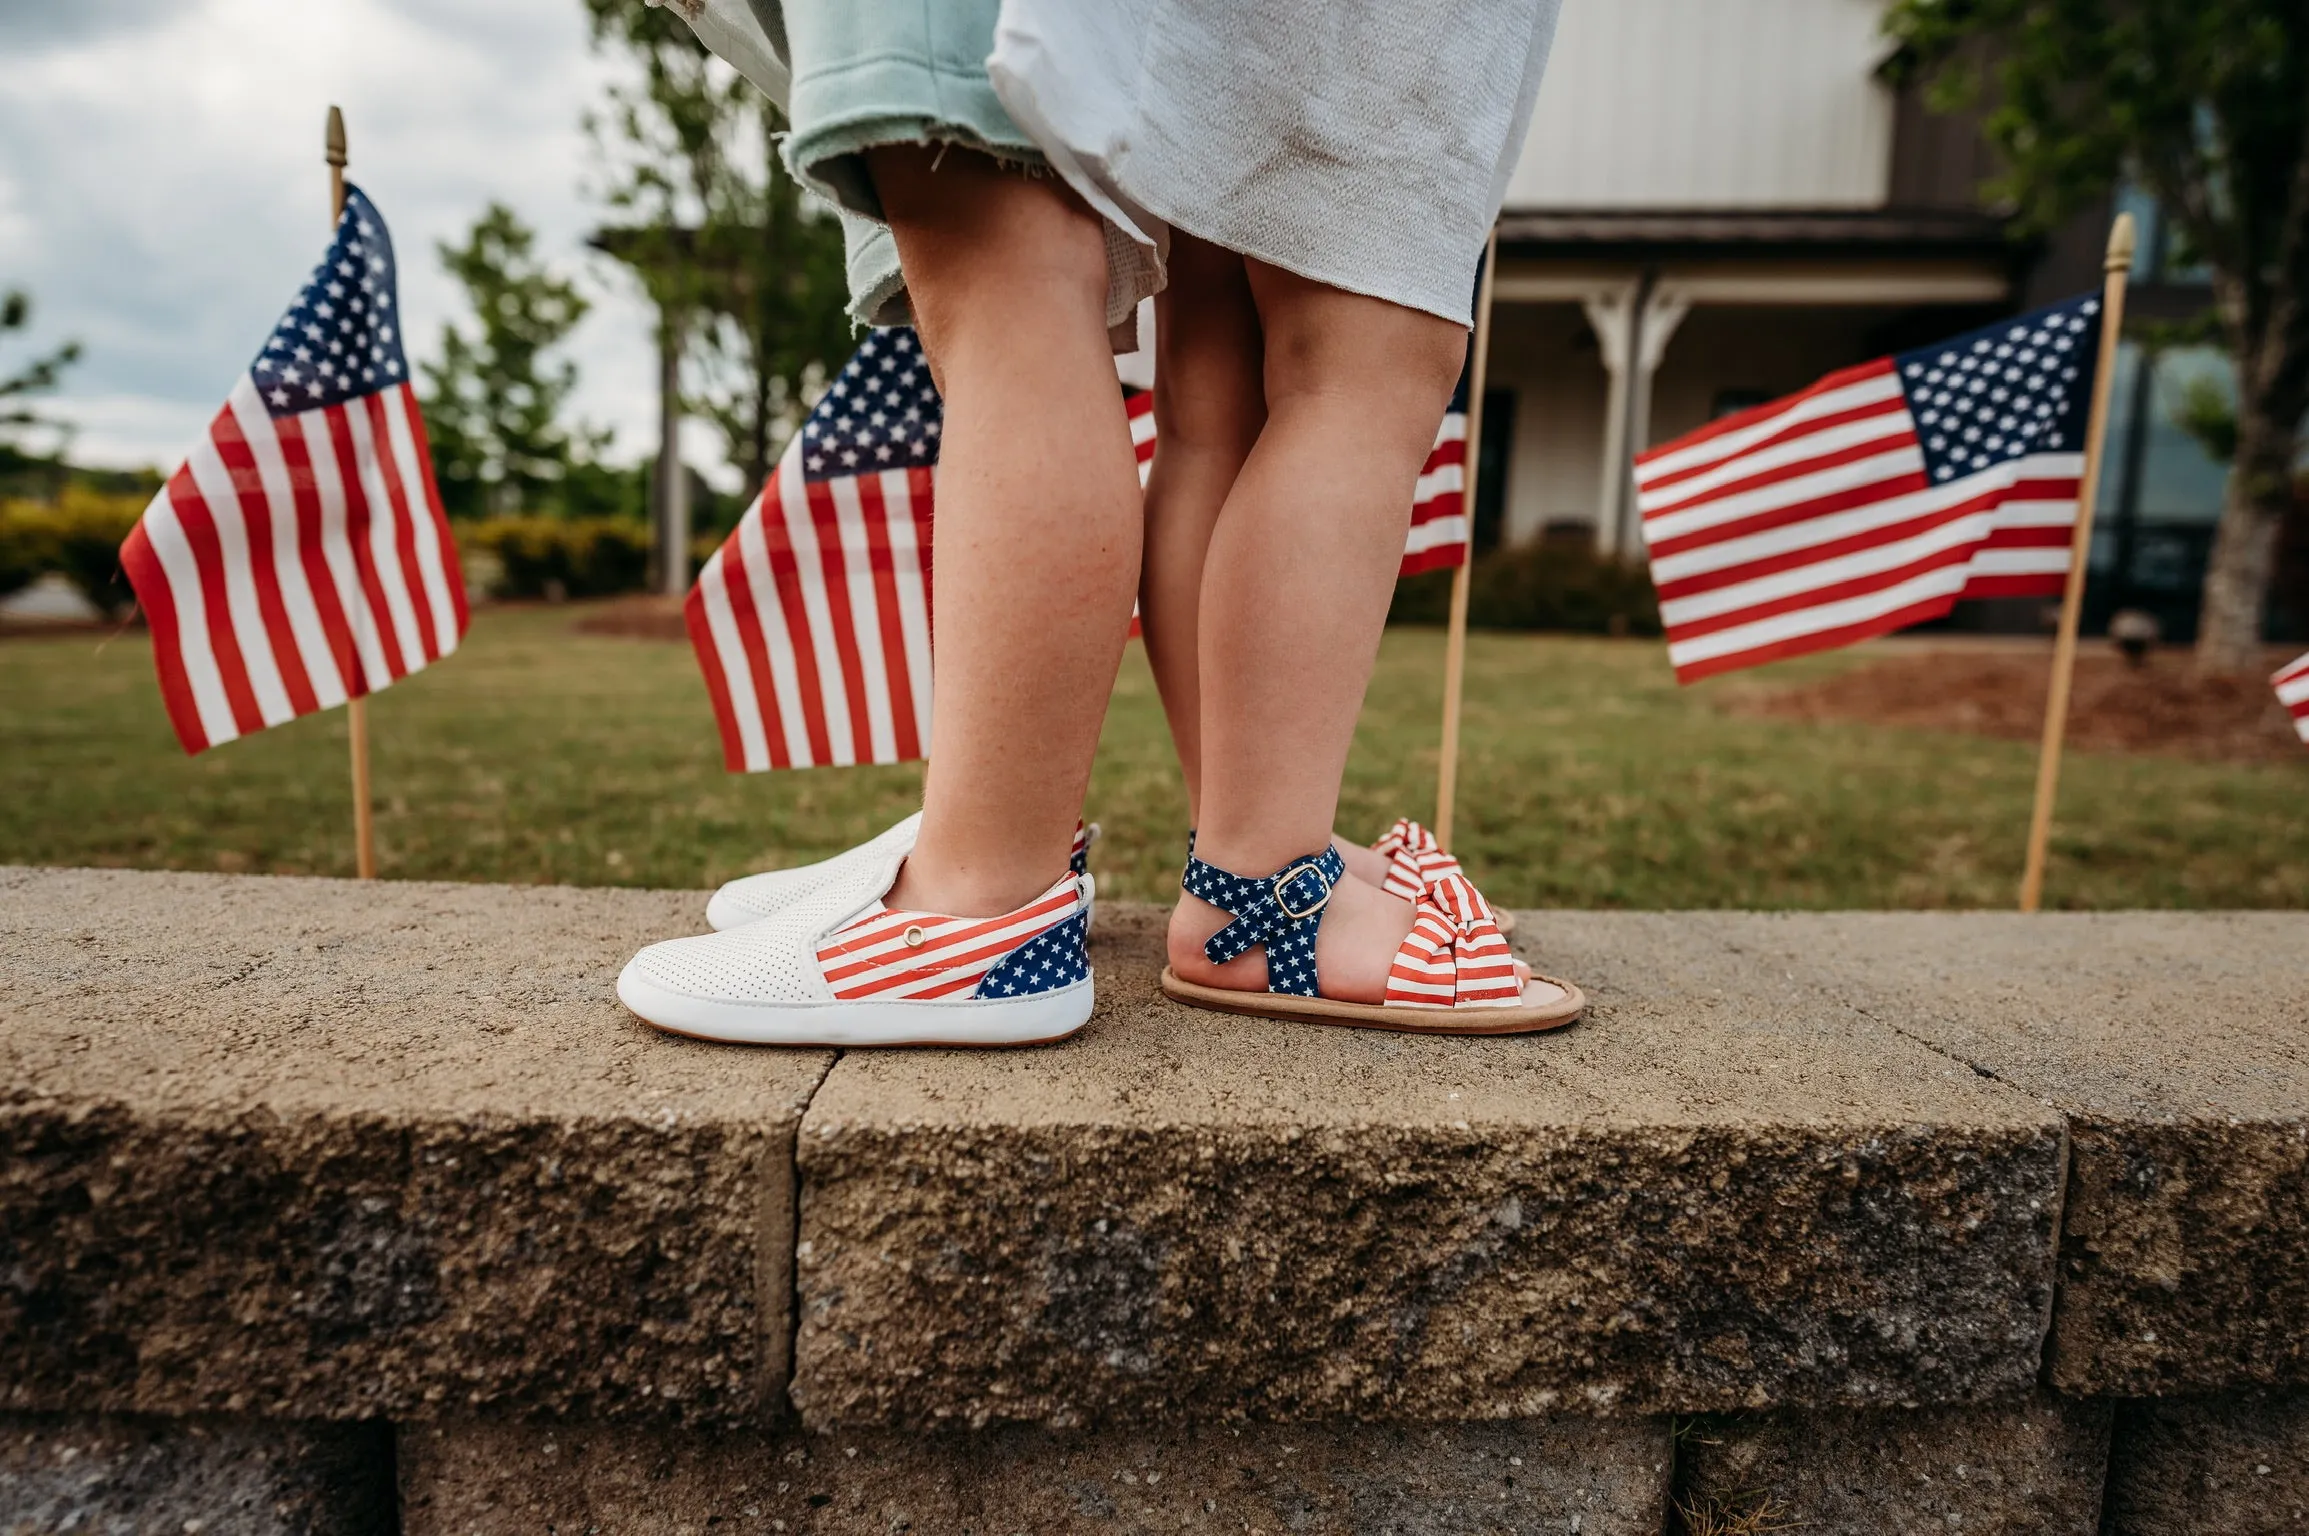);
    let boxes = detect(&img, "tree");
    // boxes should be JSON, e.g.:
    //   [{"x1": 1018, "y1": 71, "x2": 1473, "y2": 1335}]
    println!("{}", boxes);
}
[
  {"x1": 420, "y1": 204, "x2": 592, "y2": 518},
  {"x1": 581, "y1": 0, "x2": 724, "y2": 326},
  {"x1": 0, "y1": 287, "x2": 82, "y2": 479},
  {"x1": 690, "y1": 97, "x2": 851, "y2": 500},
  {"x1": 1887, "y1": 0, "x2": 2309, "y2": 673},
  {"x1": 581, "y1": 1, "x2": 849, "y2": 504}
]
